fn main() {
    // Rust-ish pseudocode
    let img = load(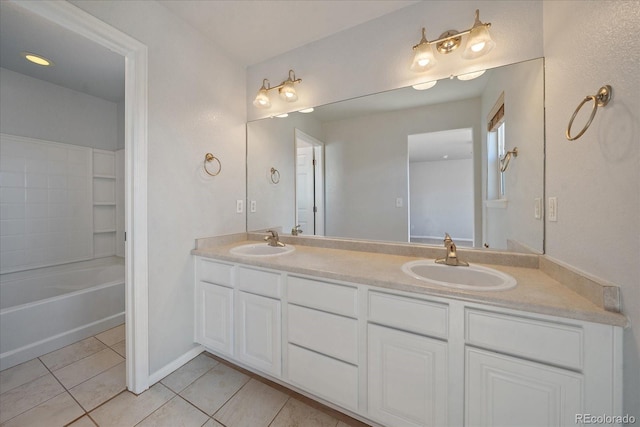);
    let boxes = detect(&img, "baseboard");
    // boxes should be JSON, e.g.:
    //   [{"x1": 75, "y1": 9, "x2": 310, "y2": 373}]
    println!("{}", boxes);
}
[{"x1": 148, "y1": 345, "x2": 205, "y2": 385}]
